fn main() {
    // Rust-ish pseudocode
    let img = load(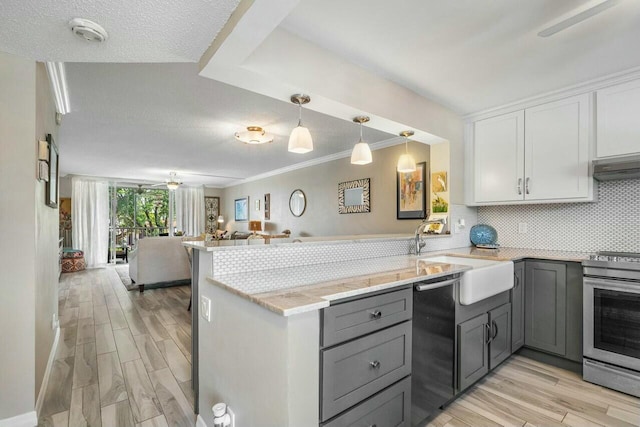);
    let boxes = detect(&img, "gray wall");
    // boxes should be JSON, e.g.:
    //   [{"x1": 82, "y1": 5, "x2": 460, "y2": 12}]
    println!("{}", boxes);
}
[
  {"x1": 34, "y1": 62, "x2": 60, "y2": 398},
  {"x1": 0, "y1": 52, "x2": 37, "y2": 419},
  {"x1": 221, "y1": 142, "x2": 431, "y2": 236}
]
